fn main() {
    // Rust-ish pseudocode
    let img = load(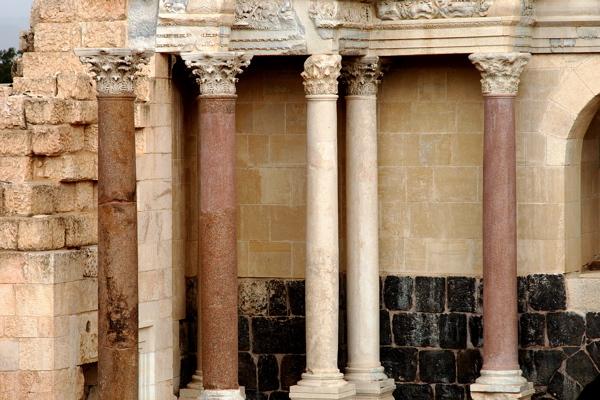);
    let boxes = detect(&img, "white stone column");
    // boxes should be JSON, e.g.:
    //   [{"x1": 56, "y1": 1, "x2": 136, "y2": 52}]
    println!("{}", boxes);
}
[
  {"x1": 340, "y1": 57, "x2": 395, "y2": 400},
  {"x1": 289, "y1": 54, "x2": 355, "y2": 400},
  {"x1": 469, "y1": 53, "x2": 533, "y2": 400}
]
